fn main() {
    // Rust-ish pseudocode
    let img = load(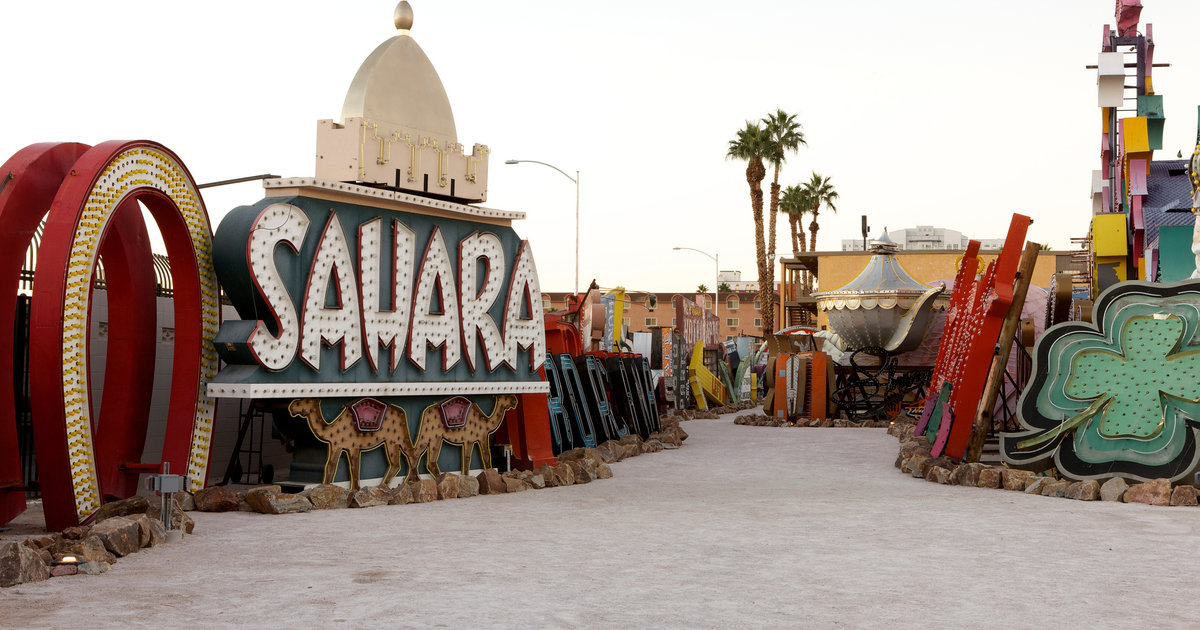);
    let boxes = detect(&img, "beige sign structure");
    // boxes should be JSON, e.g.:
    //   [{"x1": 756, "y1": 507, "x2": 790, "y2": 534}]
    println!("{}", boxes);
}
[{"x1": 315, "y1": 2, "x2": 490, "y2": 202}]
